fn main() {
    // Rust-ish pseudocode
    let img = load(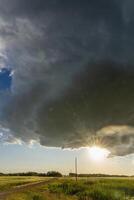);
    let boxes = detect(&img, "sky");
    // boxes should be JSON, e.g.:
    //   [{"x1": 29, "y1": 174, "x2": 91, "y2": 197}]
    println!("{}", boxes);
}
[{"x1": 1, "y1": 0, "x2": 134, "y2": 174}]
